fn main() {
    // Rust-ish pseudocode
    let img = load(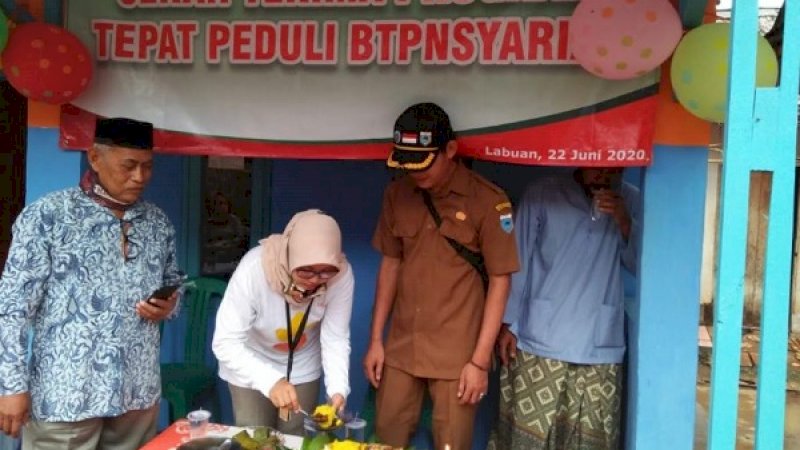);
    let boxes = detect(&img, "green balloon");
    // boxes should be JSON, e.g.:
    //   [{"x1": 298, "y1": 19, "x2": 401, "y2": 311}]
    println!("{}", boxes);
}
[
  {"x1": 670, "y1": 22, "x2": 779, "y2": 123},
  {"x1": 0, "y1": 9, "x2": 7, "y2": 53}
]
